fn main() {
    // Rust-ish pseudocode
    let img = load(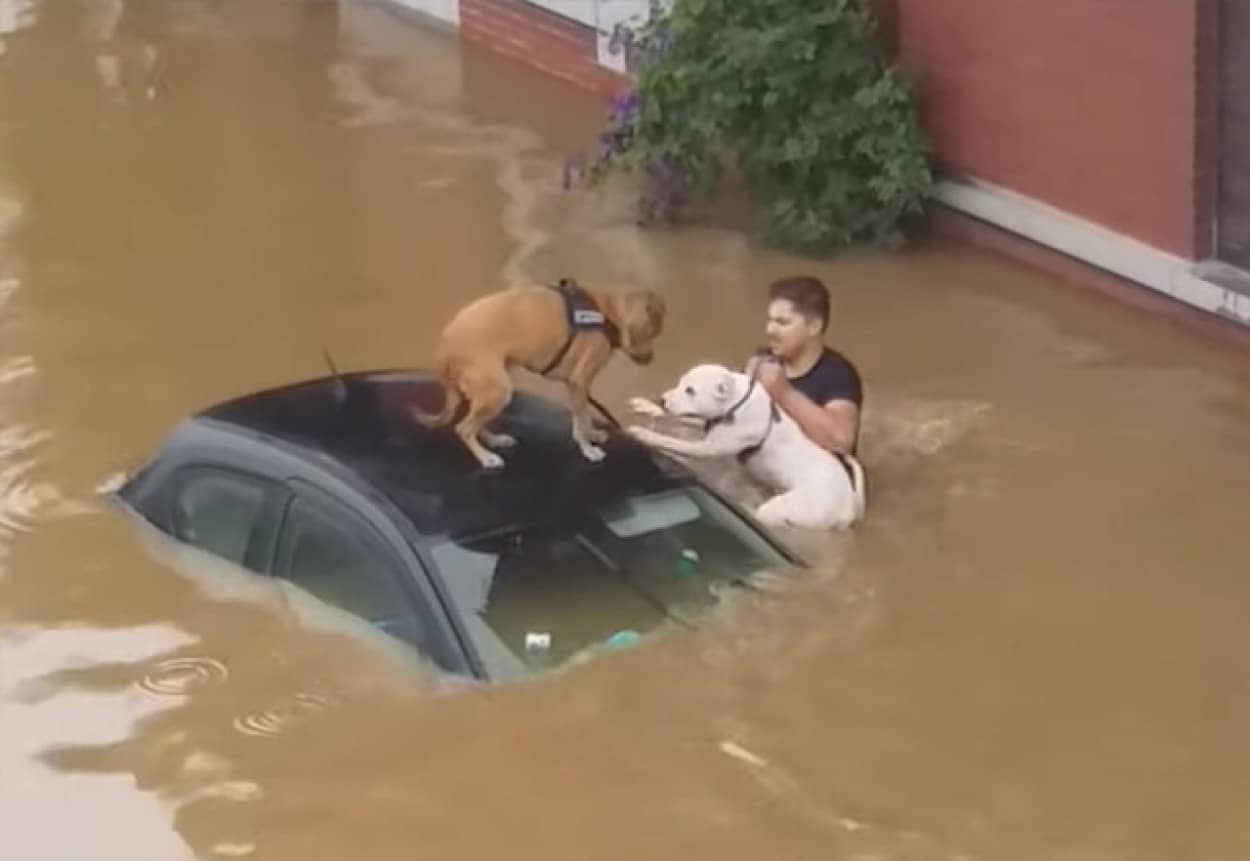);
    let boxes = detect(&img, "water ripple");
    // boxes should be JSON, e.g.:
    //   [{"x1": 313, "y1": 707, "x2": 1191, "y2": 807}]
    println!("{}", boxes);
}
[
  {"x1": 328, "y1": 58, "x2": 406, "y2": 128},
  {"x1": 95, "y1": 470, "x2": 128, "y2": 496},
  {"x1": 137, "y1": 656, "x2": 230, "y2": 697},
  {"x1": 0, "y1": 276, "x2": 18, "y2": 309},
  {"x1": 0, "y1": 426, "x2": 53, "y2": 539},
  {"x1": 0, "y1": 354, "x2": 34, "y2": 384},
  {"x1": 231, "y1": 692, "x2": 332, "y2": 739}
]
